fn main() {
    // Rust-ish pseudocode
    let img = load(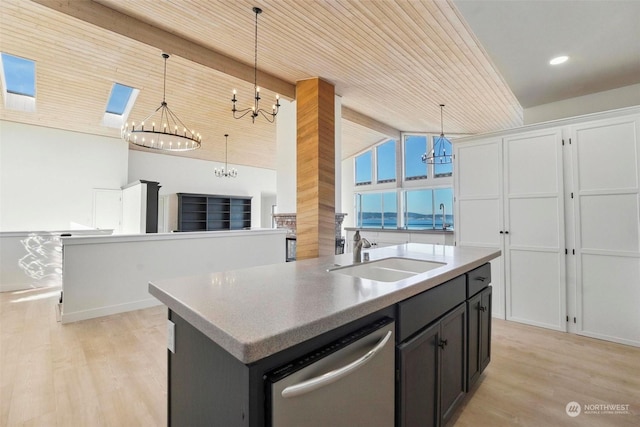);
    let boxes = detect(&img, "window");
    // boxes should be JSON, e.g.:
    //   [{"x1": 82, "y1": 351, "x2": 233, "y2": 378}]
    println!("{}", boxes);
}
[
  {"x1": 404, "y1": 188, "x2": 454, "y2": 230},
  {"x1": 376, "y1": 140, "x2": 396, "y2": 183},
  {"x1": 106, "y1": 83, "x2": 134, "y2": 115},
  {"x1": 434, "y1": 188, "x2": 454, "y2": 229},
  {"x1": 102, "y1": 82, "x2": 139, "y2": 128},
  {"x1": 355, "y1": 151, "x2": 372, "y2": 185},
  {"x1": 405, "y1": 189, "x2": 433, "y2": 229},
  {"x1": 0, "y1": 52, "x2": 36, "y2": 112},
  {"x1": 352, "y1": 134, "x2": 453, "y2": 230},
  {"x1": 404, "y1": 135, "x2": 427, "y2": 180},
  {"x1": 433, "y1": 136, "x2": 453, "y2": 177},
  {"x1": 356, "y1": 192, "x2": 397, "y2": 228},
  {"x1": 0, "y1": 53, "x2": 35, "y2": 96}
]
